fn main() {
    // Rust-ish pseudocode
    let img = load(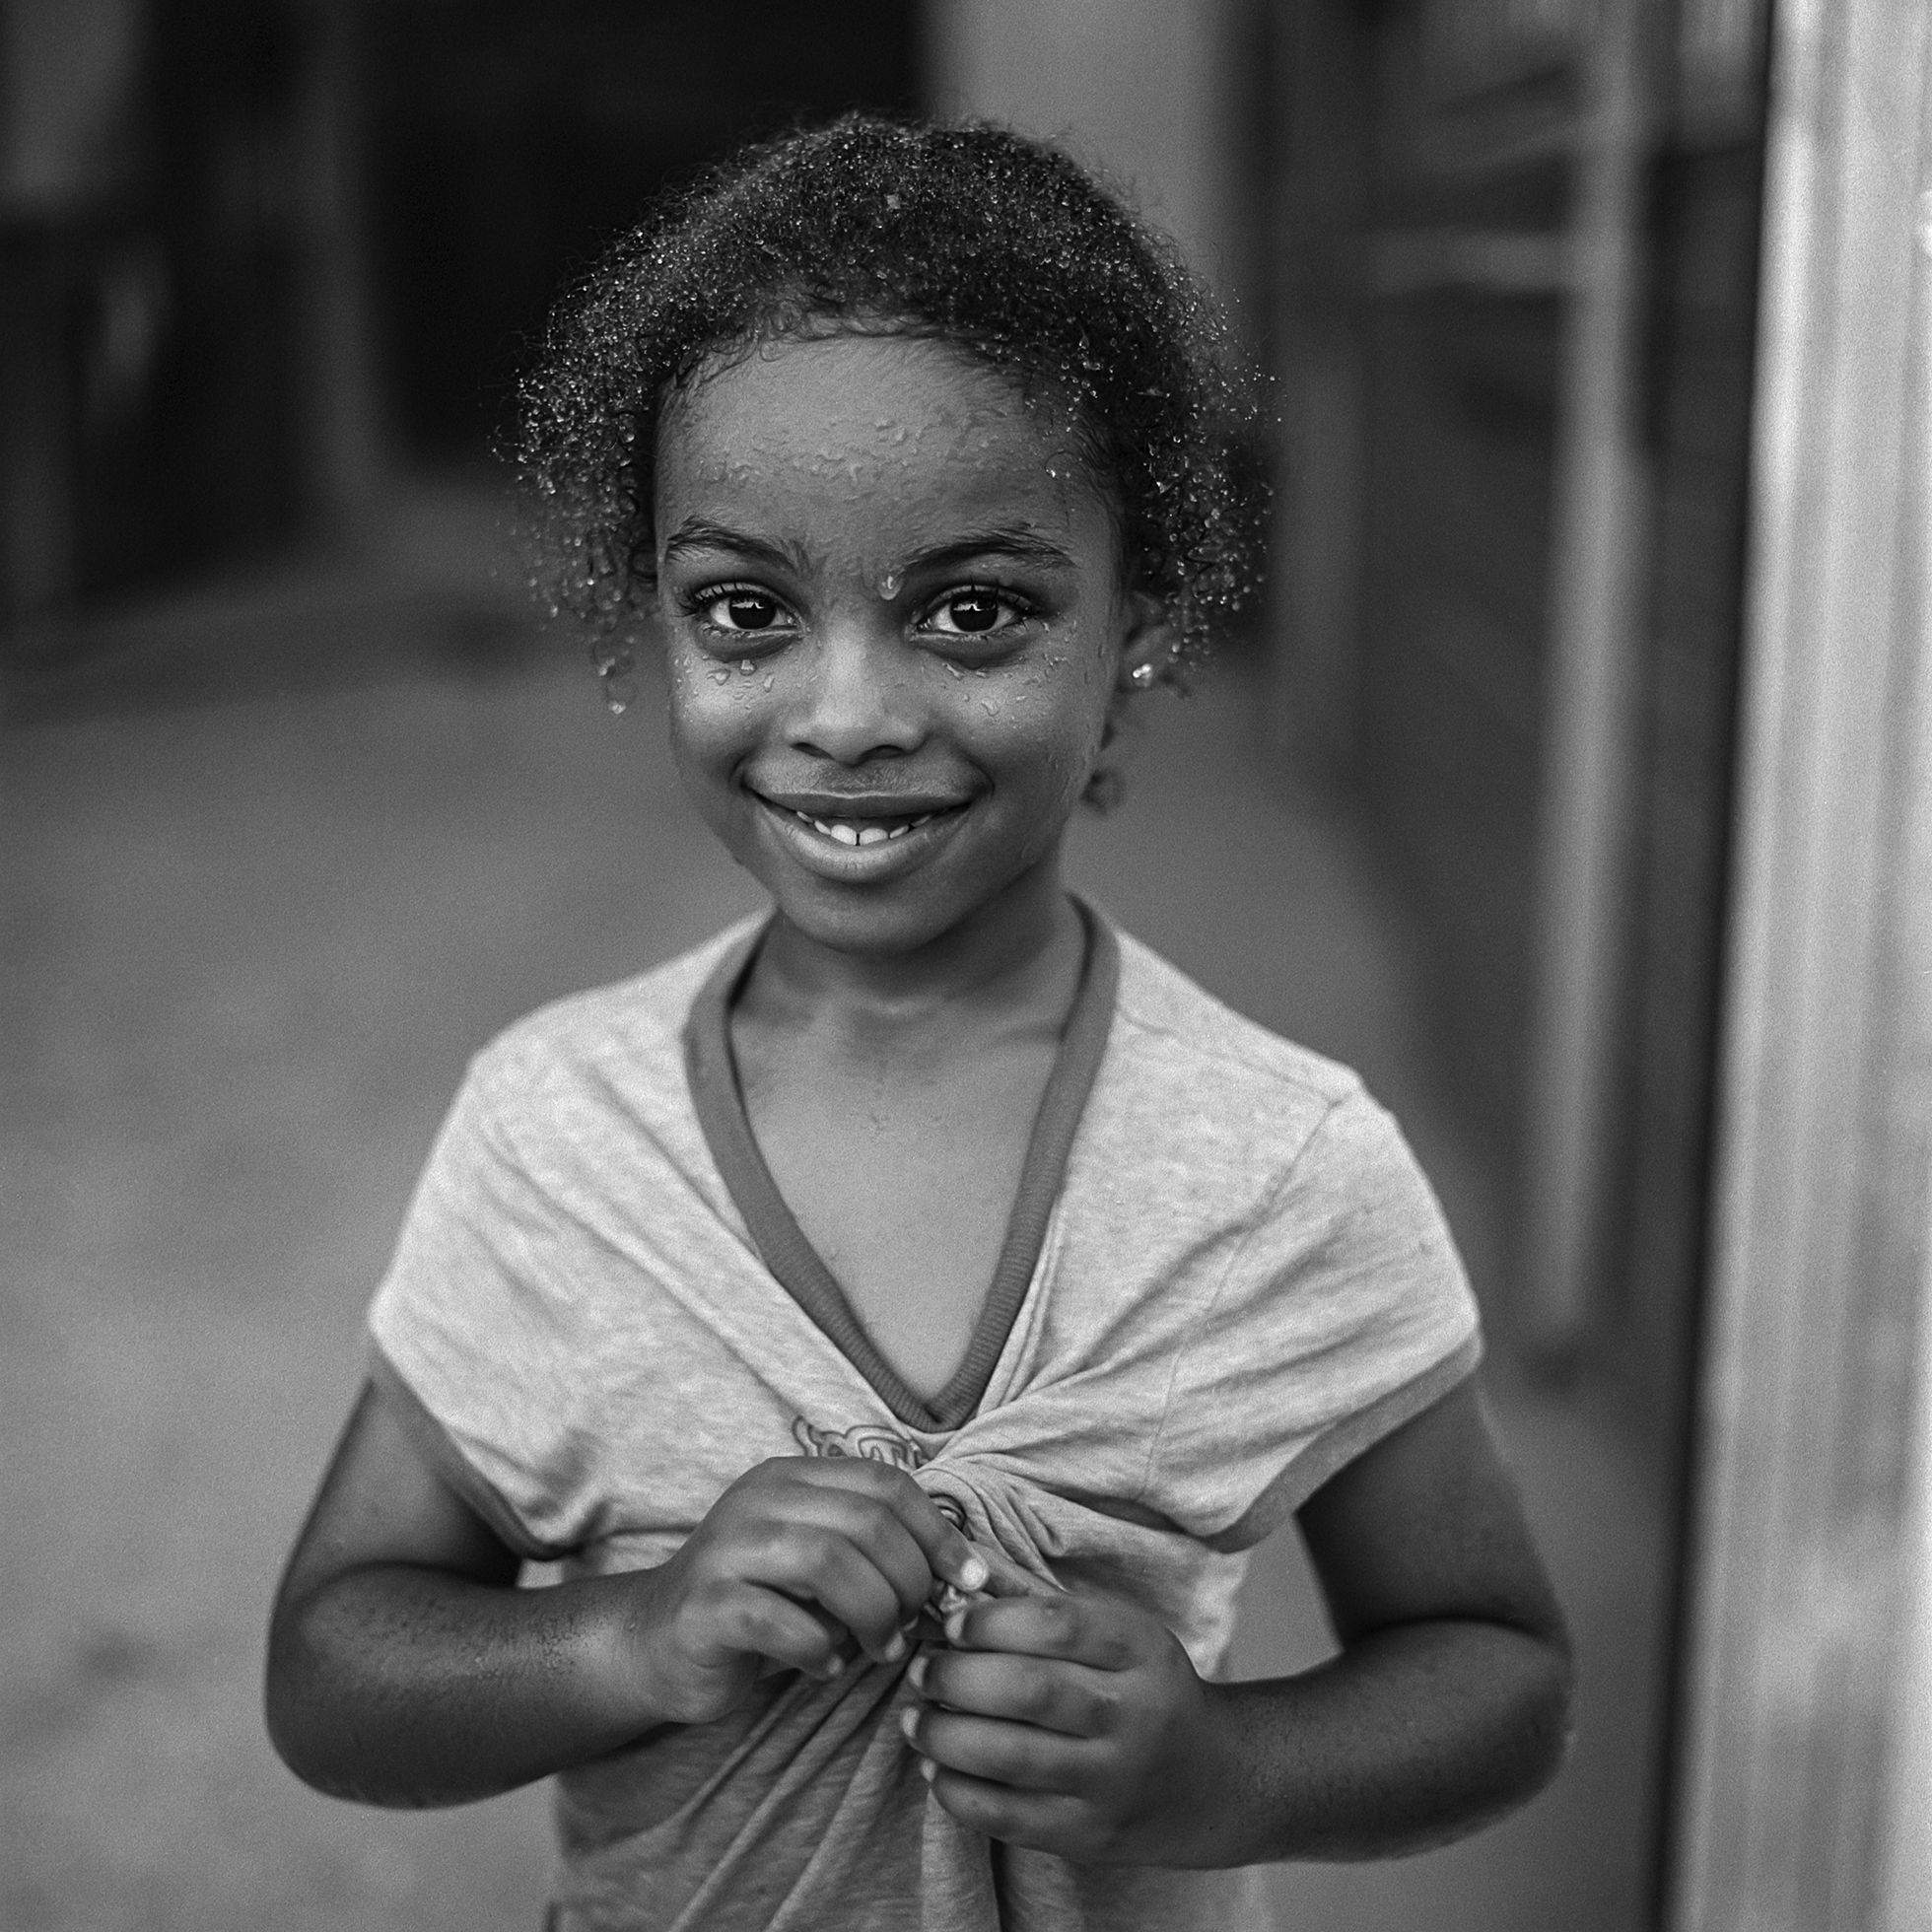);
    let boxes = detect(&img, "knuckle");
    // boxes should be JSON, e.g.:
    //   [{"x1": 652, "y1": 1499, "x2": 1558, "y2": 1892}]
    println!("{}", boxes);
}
[
  {"x1": 1082, "y1": 1682, "x2": 1122, "y2": 1733},
  {"x1": 794, "y1": 1524, "x2": 843, "y2": 1571},
  {"x1": 852, "y1": 1496, "x2": 897, "y2": 1543},
  {"x1": 1013, "y1": 1663, "x2": 1056, "y2": 1722},
  {"x1": 1041, "y1": 1599, "x2": 1076, "y2": 1637},
  {"x1": 938, "y1": 1774, "x2": 1000, "y2": 1830},
  {"x1": 840, "y1": 1456, "x2": 898, "y2": 1493}
]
